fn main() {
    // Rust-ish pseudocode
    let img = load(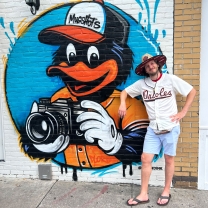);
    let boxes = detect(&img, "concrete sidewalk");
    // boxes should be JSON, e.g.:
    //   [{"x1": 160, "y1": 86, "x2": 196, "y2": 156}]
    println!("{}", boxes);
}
[{"x1": 0, "y1": 177, "x2": 208, "y2": 208}]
